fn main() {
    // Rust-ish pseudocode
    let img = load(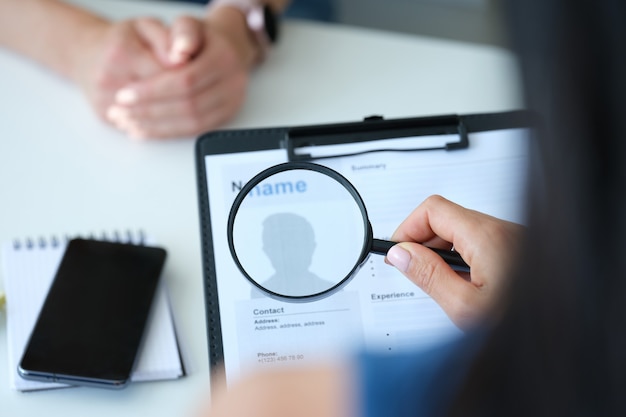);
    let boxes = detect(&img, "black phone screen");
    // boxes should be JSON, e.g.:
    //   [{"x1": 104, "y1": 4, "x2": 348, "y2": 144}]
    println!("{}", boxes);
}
[{"x1": 18, "y1": 239, "x2": 167, "y2": 388}]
